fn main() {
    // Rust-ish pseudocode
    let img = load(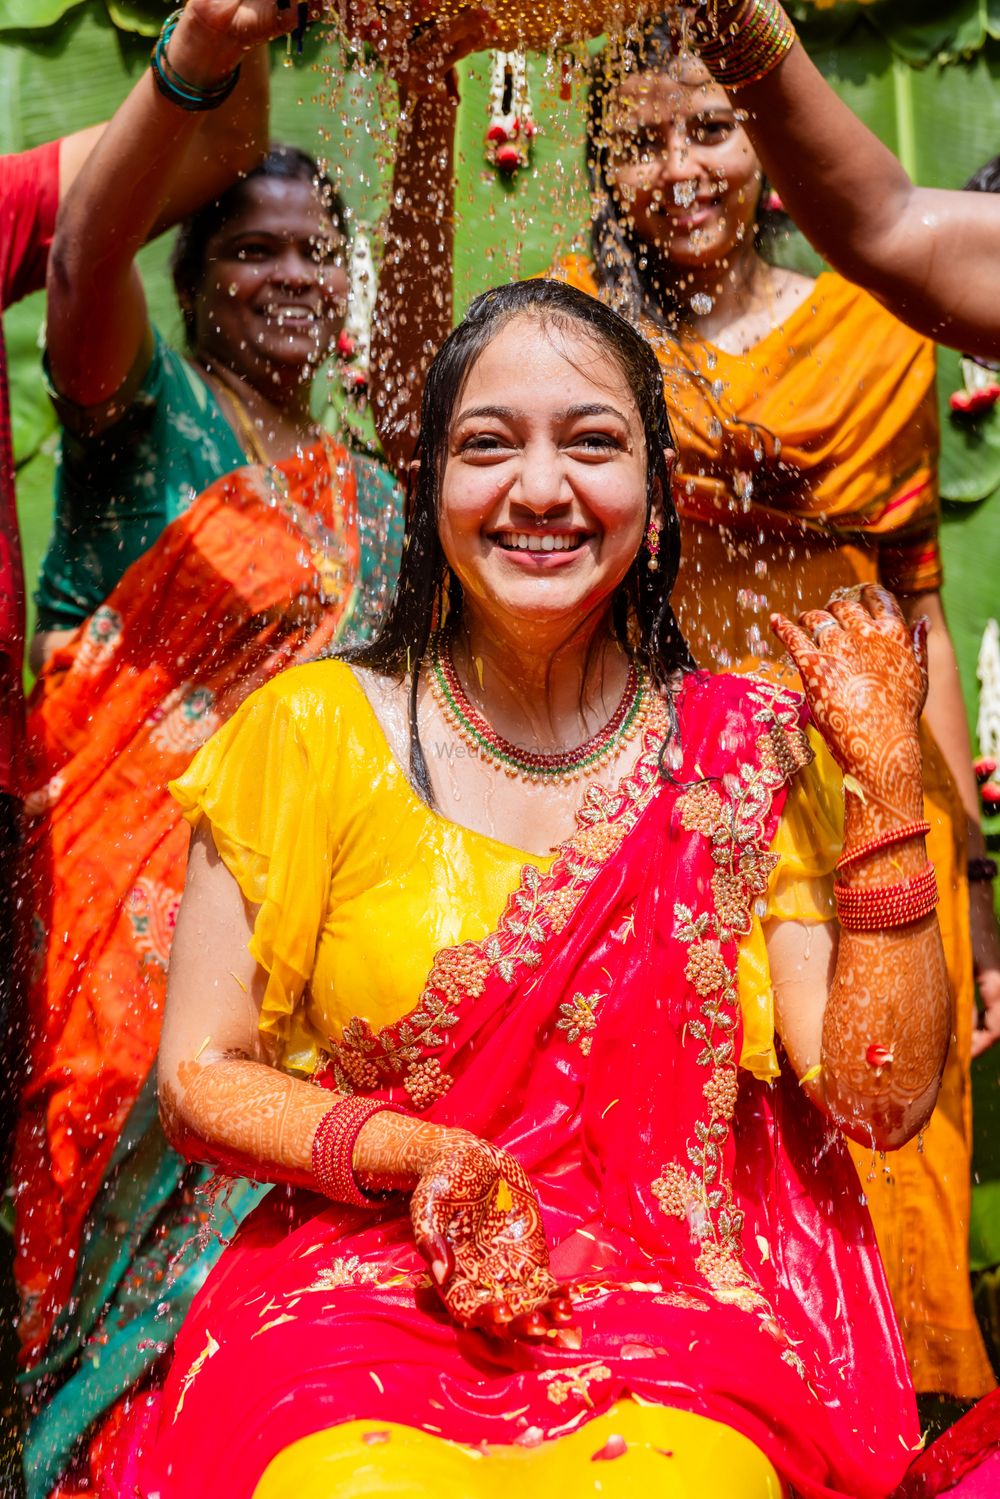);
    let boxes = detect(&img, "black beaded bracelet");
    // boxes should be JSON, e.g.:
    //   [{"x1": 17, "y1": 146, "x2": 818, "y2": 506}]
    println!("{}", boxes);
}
[{"x1": 968, "y1": 856, "x2": 998, "y2": 883}]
